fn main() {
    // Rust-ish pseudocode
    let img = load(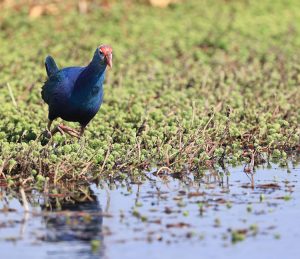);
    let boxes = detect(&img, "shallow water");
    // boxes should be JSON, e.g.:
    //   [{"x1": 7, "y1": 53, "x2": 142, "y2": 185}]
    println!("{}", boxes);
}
[{"x1": 0, "y1": 162, "x2": 299, "y2": 259}]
